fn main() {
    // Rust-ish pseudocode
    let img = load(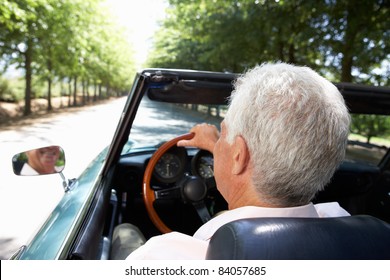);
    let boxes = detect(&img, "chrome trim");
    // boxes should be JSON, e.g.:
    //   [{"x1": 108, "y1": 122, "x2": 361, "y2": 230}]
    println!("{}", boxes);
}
[
  {"x1": 56, "y1": 171, "x2": 104, "y2": 259},
  {"x1": 9, "y1": 245, "x2": 27, "y2": 260}
]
